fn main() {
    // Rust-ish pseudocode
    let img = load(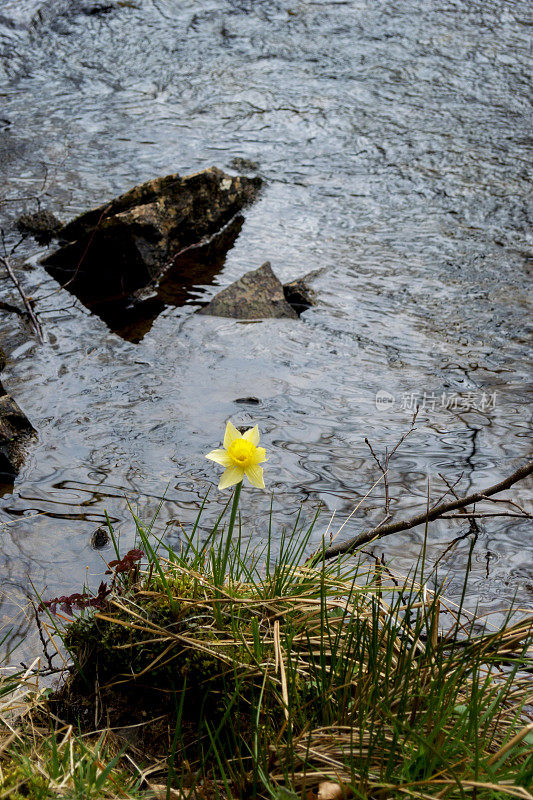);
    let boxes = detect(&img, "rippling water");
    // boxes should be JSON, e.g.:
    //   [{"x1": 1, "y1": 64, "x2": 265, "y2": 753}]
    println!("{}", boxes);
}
[{"x1": 0, "y1": 0, "x2": 531, "y2": 661}]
